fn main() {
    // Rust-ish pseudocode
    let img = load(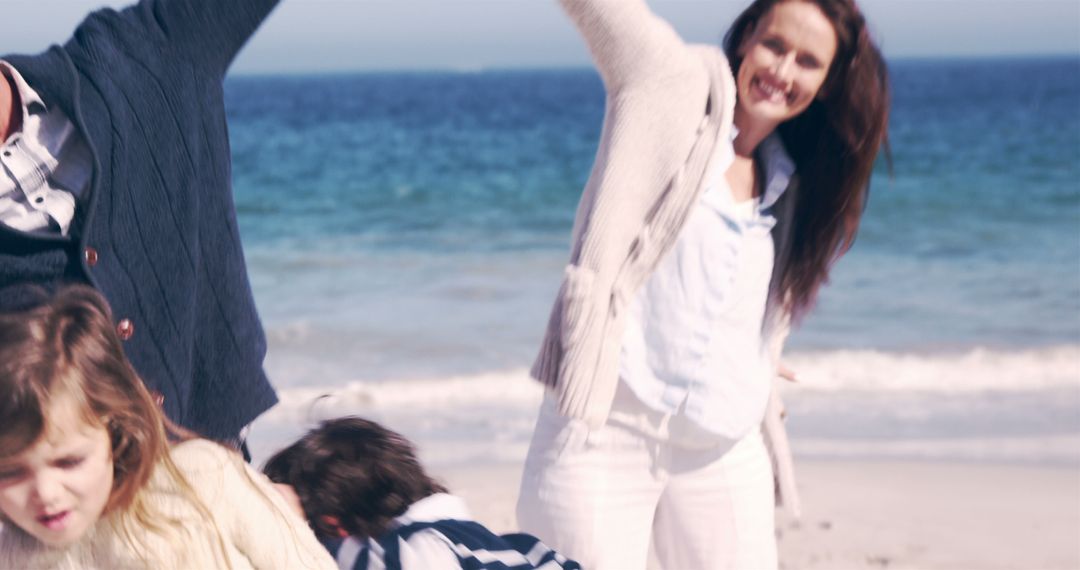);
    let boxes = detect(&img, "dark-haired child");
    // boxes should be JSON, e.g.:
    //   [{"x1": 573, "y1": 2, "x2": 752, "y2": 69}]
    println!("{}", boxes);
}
[{"x1": 264, "y1": 417, "x2": 580, "y2": 570}]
